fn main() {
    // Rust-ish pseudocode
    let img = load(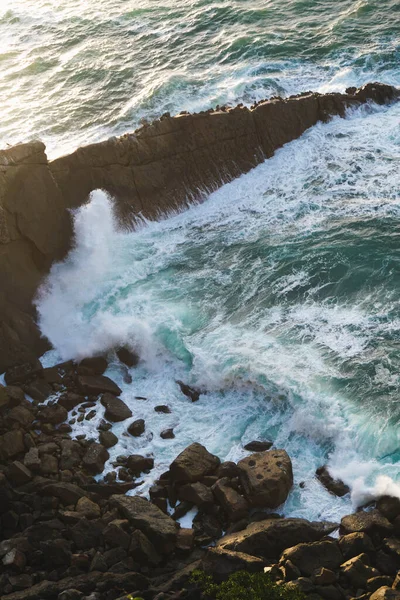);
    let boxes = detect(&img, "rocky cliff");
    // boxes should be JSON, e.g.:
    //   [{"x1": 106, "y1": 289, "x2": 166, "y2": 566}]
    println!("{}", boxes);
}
[{"x1": 0, "y1": 82, "x2": 399, "y2": 372}]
